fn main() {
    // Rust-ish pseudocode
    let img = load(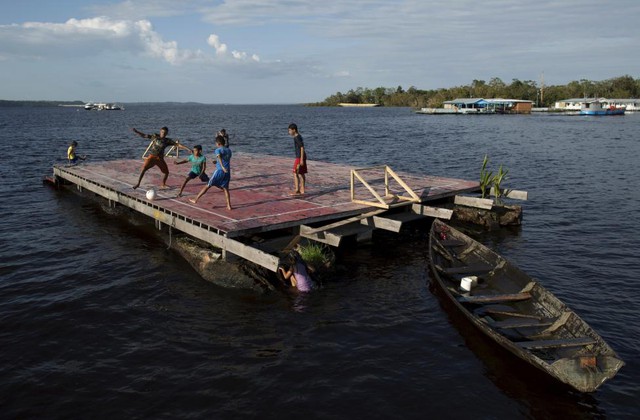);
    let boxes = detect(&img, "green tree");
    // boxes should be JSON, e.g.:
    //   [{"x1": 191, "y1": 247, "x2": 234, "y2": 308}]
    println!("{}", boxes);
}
[{"x1": 308, "y1": 75, "x2": 640, "y2": 107}]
